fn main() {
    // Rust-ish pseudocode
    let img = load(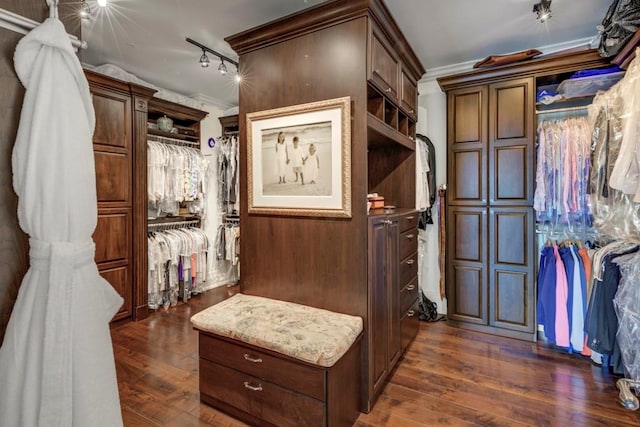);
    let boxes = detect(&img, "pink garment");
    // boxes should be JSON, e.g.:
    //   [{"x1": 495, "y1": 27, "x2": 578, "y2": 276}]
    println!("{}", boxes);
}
[{"x1": 553, "y1": 245, "x2": 570, "y2": 347}]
